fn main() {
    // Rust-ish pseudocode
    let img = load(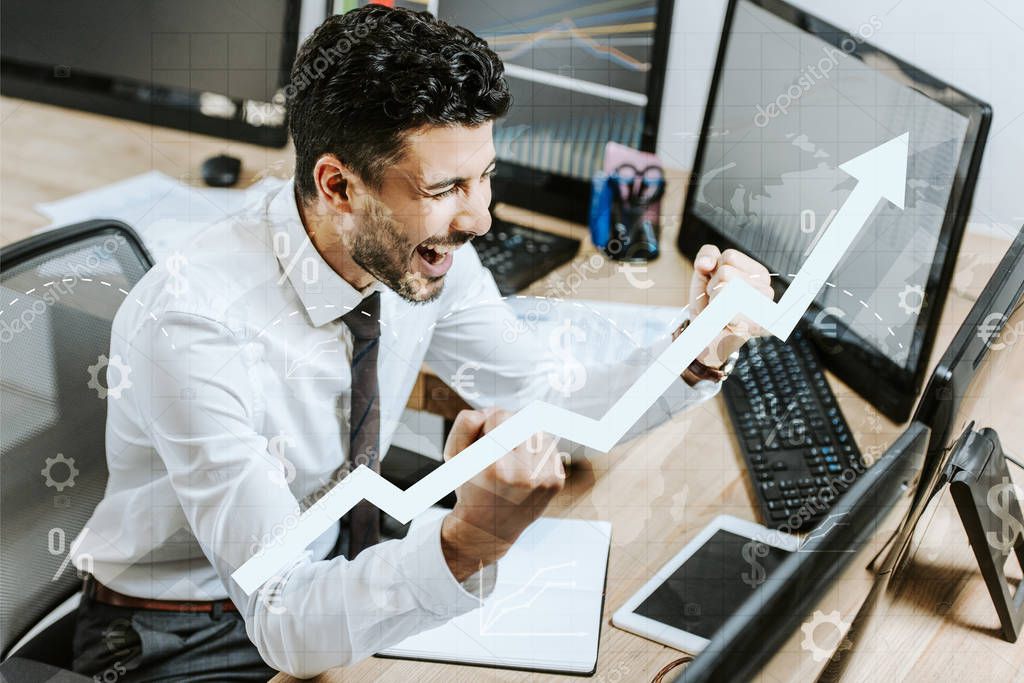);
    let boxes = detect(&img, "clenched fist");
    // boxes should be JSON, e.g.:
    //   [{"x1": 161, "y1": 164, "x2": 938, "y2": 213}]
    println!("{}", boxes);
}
[
  {"x1": 683, "y1": 244, "x2": 775, "y2": 367},
  {"x1": 440, "y1": 408, "x2": 565, "y2": 581}
]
